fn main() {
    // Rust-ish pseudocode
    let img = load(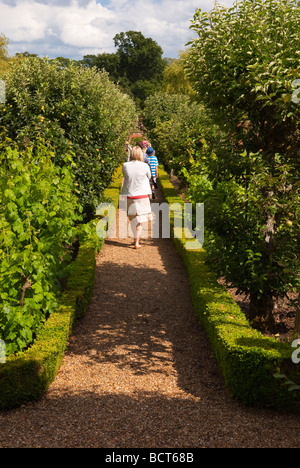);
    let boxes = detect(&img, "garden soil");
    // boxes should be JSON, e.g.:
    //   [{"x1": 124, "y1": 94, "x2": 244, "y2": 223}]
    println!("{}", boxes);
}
[{"x1": 0, "y1": 186, "x2": 299, "y2": 448}]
